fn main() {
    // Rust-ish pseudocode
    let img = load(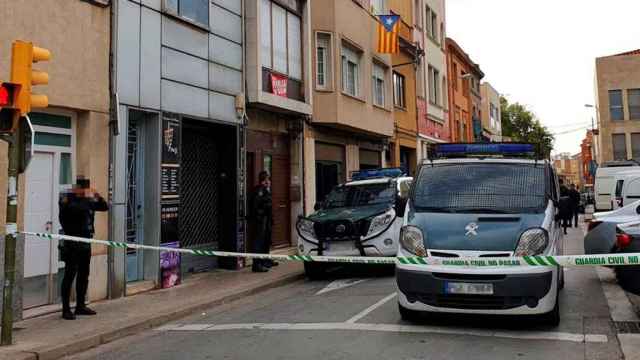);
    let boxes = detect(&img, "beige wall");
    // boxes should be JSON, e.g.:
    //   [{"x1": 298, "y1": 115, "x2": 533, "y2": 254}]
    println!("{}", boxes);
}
[
  {"x1": 595, "y1": 53, "x2": 640, "y2": 163},
  {"x1": 0, "y1": 0, "x2": 110, "y2": 303},
  {"x1": 480, "y1": 82, "x2": 502, "y2": 139},
  {"x1": 311, "y1": 0, "x2": 394, "y2": 137}
]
